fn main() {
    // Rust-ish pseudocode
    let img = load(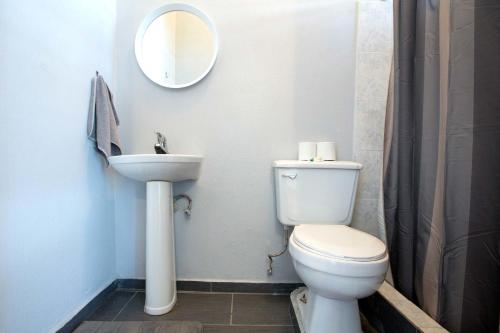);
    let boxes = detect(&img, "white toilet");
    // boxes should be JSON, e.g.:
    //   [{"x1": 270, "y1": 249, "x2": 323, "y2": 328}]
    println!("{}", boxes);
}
[{"x1": 273, "y1": 160, "x2": 388, "y2": 333}]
